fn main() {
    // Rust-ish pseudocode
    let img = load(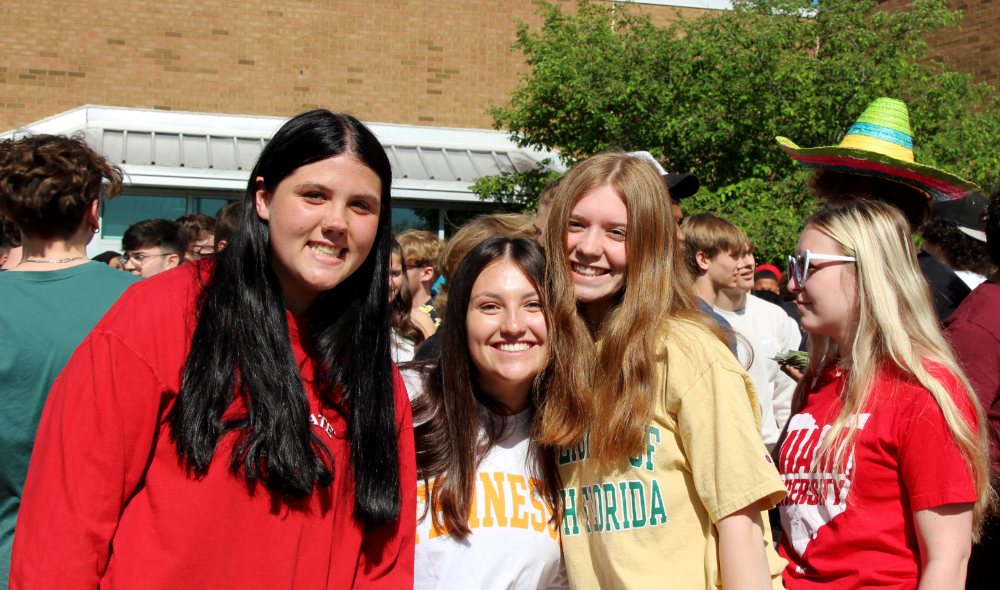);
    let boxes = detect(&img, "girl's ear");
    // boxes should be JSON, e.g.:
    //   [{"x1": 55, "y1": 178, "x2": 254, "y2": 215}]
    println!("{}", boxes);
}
[{"x1": 254, "y1": 177, "x2": 271, "y2": 221}]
